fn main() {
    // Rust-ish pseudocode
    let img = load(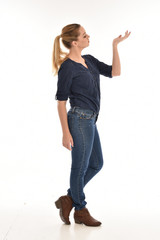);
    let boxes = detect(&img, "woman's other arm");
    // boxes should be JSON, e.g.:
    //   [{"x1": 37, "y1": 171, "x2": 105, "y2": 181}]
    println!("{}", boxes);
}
[{"x1": 57, "y1": 100, "x2": 74, "y2": 151}]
